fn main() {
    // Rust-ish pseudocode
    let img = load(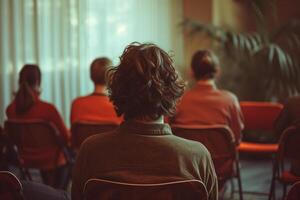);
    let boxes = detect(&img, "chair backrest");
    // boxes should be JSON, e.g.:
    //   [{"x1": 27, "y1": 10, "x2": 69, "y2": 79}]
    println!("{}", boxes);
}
[
  {"x1": 278, "y1": 126, "x2": 300, "y2": 171},
  {"x1": 240, "y1": 101, "x2": 283, "y2": 131},
  {"x1": 0, "y1": 171, "x2": 23, "y2": 200},
  {"x1": 83, "y1": 178, "x2": 208, "y2": 200},
  {"x1": 171, "y1": 124, "x2": 236, "y2": 181},
  {"x1": 0, "y1": 125, "x2": 5, "y2": 157},
  {"x1": 71, "y1": 121, "x2": 118, "y2": 150},
  {"x1": 4, "y1": 119, "x2": 66, "y2": 169},
  {"x1": 286, "y1": 181, "x2": 300, "y2": 200}
]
